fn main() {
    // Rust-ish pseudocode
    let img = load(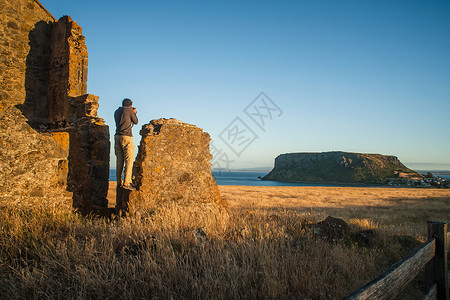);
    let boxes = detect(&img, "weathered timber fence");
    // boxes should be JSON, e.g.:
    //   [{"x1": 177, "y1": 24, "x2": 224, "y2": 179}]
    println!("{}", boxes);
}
[{"x1": 343, "y1": 221, "x2": 449, "y2": 300}]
